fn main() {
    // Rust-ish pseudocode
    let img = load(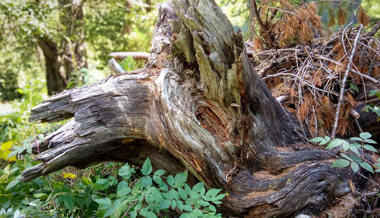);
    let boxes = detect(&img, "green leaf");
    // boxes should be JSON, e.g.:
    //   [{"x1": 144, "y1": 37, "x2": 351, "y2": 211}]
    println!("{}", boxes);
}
[
  {"x1": 171, "y1": 199, "x2": 177, "y2": 209},
  {"x1": 360, "y1": 162, "x2": 374, "y2": 173},
  {"x1": 109, "y1": 176, "x2": 118, "y2": 186},
  {"x1": 349, "y1": 137, "x2": 363, "y2": 142},
  {"x1": 192, "y1": 182, "x2": 204, "y2": 193},
  {"x1": 369, "y1": 89, "x2": 380, "y2": 97},
  {"x1": 118, "y1": 163, "x2": 135, "y2": 179},
  {"x1": 351, "y1": 162, "x2": 359, "y2": 173},
  {"x1": 154, "y1": 169, "x2": 166, "y2": 176},
  {"x1": 169, "y1": 189, "x2": 180, "y2": 200},
  {"x1": 215, "y1": 194, "x2": 226, "y2": 200},
  {"x1": 341, "y1": 140, "x2": 350, "y2": 151},
  {"x1": 153, "y1": 175, "x2": 162, "y2": 185},
  {"x1": 209, "y1": 205, "x2": 216, "y2": 212},
  {"x1": 62, "y1": 194, "x2": 74, "y2": 211},
  {"x1": 350, "y1": 82, "x2": 358, "y2": 92},
  {"x1": 349, "y1": 146, "x2": 360, "y2": 156},
  {"x1": 94, "y1": 198, "x2": 112, "y2": 208},
  {"x1": 190, "y1": 191, "x2": 200, "y2": 200},
  {"x1": 351, "y1": 155, "x2": 363, "y2": 163},
  {"x1": 177, "y1": 200, "x2": 184, "y2": 211},
  {"x1": 363, "y1": 144, "x2": 378, "y2": 152},
  {"x1": 174, "y1": 170, "x2": 188, "y2": 188},
  {"x1": 213, "y1": 200, "x2": 222, "y2": 204},
  {"x1": 159, "y1": 199, "x2": 171, "y2": 209},
  {"x1": 331, "y1": 159, "x2": 350, "y2": 168},
  {"x1": 326, "y1": 139, "x2": 348, "y2": 150},
  {"x1": 373, "y1": 106, "x2": 380, "y2": 116},
  {"x1": 135, "y1": 202, "x2": 143, "y2": 211},
  {"x1": 310, "y1": 137, "x2": 330, "y2": 145},
  {"x1": 163, "y1": 192, "x2": 173, "y2": 200},
  {"x1": 324, "y1": 136, "x2": 331, "y2": 143},
  {"x1": 104, "y1": 206, "x2": 115, "y2": 217},
  {"x1": 130, "y1": 211, "x2": 137, "y2": 218},
  {"x1": 180, "y1": 213, "x2": 191, "y2": 218},
  {"x1": 167, "y1": 175, "x2": 174, "y2": 187},
  {"x1": 178, "y1": 187, "x2": 188, "y2": 200},
  {"x1": 34, "y1": 193, "x2": 48, "y2": 198},
  {"x1": 185, "y1": 197, "x2": 196, "y2": 206},
  {"x1": 350, "y1": 142, "x2": 361, "y2": 148},
  {"x1": 340, "y1": 153, "x2": 353, "y2": 161},
  {"x1": 94, "y1": 179, "x2": 111, "y2": 190},
  {"x1": 145, "y1": 211, "x2": 157, "y2": 218},
  {"x1": 360, "y1": 132, "x2": 372, "y2": 139},
  {"x1": 117, "y1": 181, "x2": 131, "y2": 197},
  {"x1": 6, "y1": 175, "x2": 21, "y2": 190},
  {"x1": 159, "y1": 182, "x2": 168, "y2": 191},
  {"x1": 182, "y1": 205, "x2": 193, "y2": 212},
  {"x1": 310, "y1": 137, "x2": 325, "y2": 143},
  {"x1": 141, "y1": 176, "x2": 153, "y2": 187},
  {"x1": 141, "y1": 158, "x2": 152, "y2": 176},
  {"x1": 206, "y1": 188, "x2": 222, "y2": 197},
  {"x1": 193, "y1": 209, "x2": 203, "y2": 216},
  {"x1": 196, "y1": 199, "x2": 210, "y2": 207},
  {"x1": 364, "y1": 139, "x2": 378, "y2": 144},
  {"x1": 185, "y1": 184, "x2": 192, "y2": 195}
]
